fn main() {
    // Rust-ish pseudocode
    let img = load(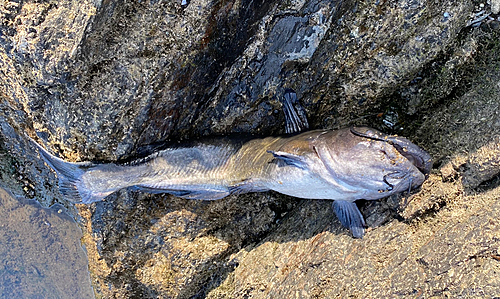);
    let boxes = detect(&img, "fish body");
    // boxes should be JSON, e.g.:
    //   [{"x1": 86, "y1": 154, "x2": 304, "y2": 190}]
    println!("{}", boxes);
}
[
  {"x1": 33, "y1": 127, "x2": 430, "y2": 237},
  {"x1": 31, "y1": 90, "x2": 431, "y2": 238}
]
